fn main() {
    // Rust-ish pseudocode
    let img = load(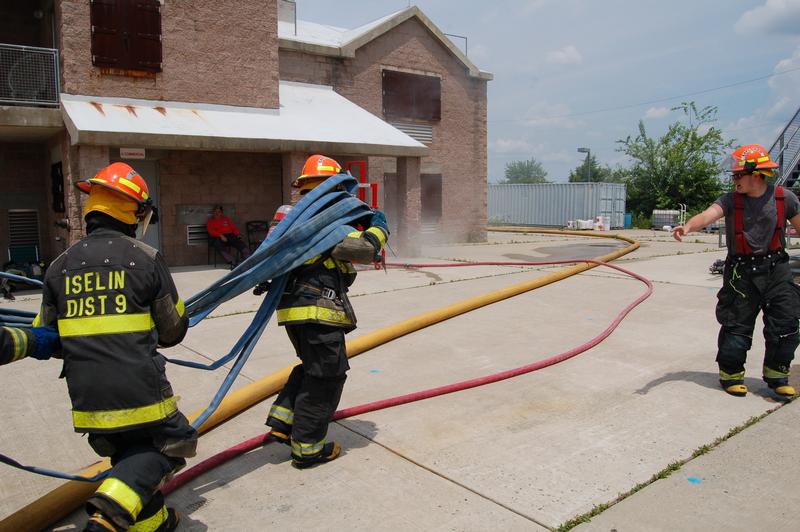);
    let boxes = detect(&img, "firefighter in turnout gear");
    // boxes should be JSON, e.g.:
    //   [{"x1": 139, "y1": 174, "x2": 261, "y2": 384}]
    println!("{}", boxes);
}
[
  {"x1": 265, "y1": 155, "x2": 389, "y2": 468},
  {"x1": 34, "y1": 163, "x2": 195, "y2": 531},
  {"x1": 673, "y1": 144, "x2": 800, "y2": 398}
]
